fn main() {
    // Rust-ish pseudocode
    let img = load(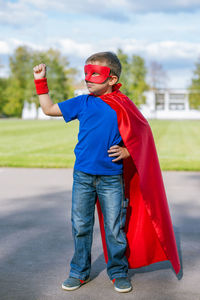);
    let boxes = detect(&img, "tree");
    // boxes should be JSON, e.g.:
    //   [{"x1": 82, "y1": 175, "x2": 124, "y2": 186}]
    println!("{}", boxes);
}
[
  {"x1": 3, "y1": 46, "x2": 32, "y2": 117},
  {"x1": 28, "y1": 48, "x2": 76, "y2": 117},
  {"x1": 0, "y1": 60, "x2": 8, "y2": 116},
  {"x1": 3, "y1": 78, "x2": 24, "y2": 117},
  {"x1": 117, "y1": 49, "x2": 130, "y2": 96},
  {"x1": 188, "y1": 59, "x2": 200, "y2": 110},
  {"x1": 3, "y1": 46, "x2": 76, "y2": 117},
  {"x1": 0, "y1": 78, "x2": 8, "y2": 116},
  {"x1": 148, "y1": 61, "x2": 168, "y2": 90},
  {"x1": 129, "y1": 55, "x2": 149, "y2": 106},
  {"x1": 117, "y1": 49, "x2": 149, "y2": 106}
]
